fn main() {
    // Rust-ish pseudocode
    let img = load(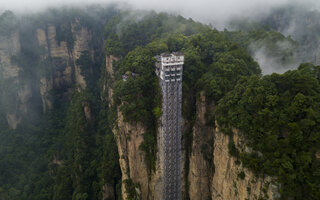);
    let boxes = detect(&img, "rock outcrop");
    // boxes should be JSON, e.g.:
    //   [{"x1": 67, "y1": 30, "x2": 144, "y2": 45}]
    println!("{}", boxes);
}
[
  {"x1": 37, "y1": 22, "x2": 89, "y2": 96},
  {"x1": 0, "y1": 31, "x2": 21, "y2": 78},
  {"x1": 188, "y1": 92, "x2": 215, "y2": 200},
  {"x1": 106, "y1": 53, "x2": 162, "y2": 200},
  {"x1": 114, "y1": 110, "x2": 149, "y2": 199},
  {"x1": 0, "y1": 31, "x2": 25, "y2": 128},
  {"x1": 187, "y1": 92, "x2": 278, "y2": 200},
  {"x1": 211, "y1": 129, "x2": 279, "y2": 200},
  {"x1": 0, "y1": 21, "x2": 100, "y2": 129},
  {"x1": 104, "y1": 55, "x2": 120, "y2": 105}
]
